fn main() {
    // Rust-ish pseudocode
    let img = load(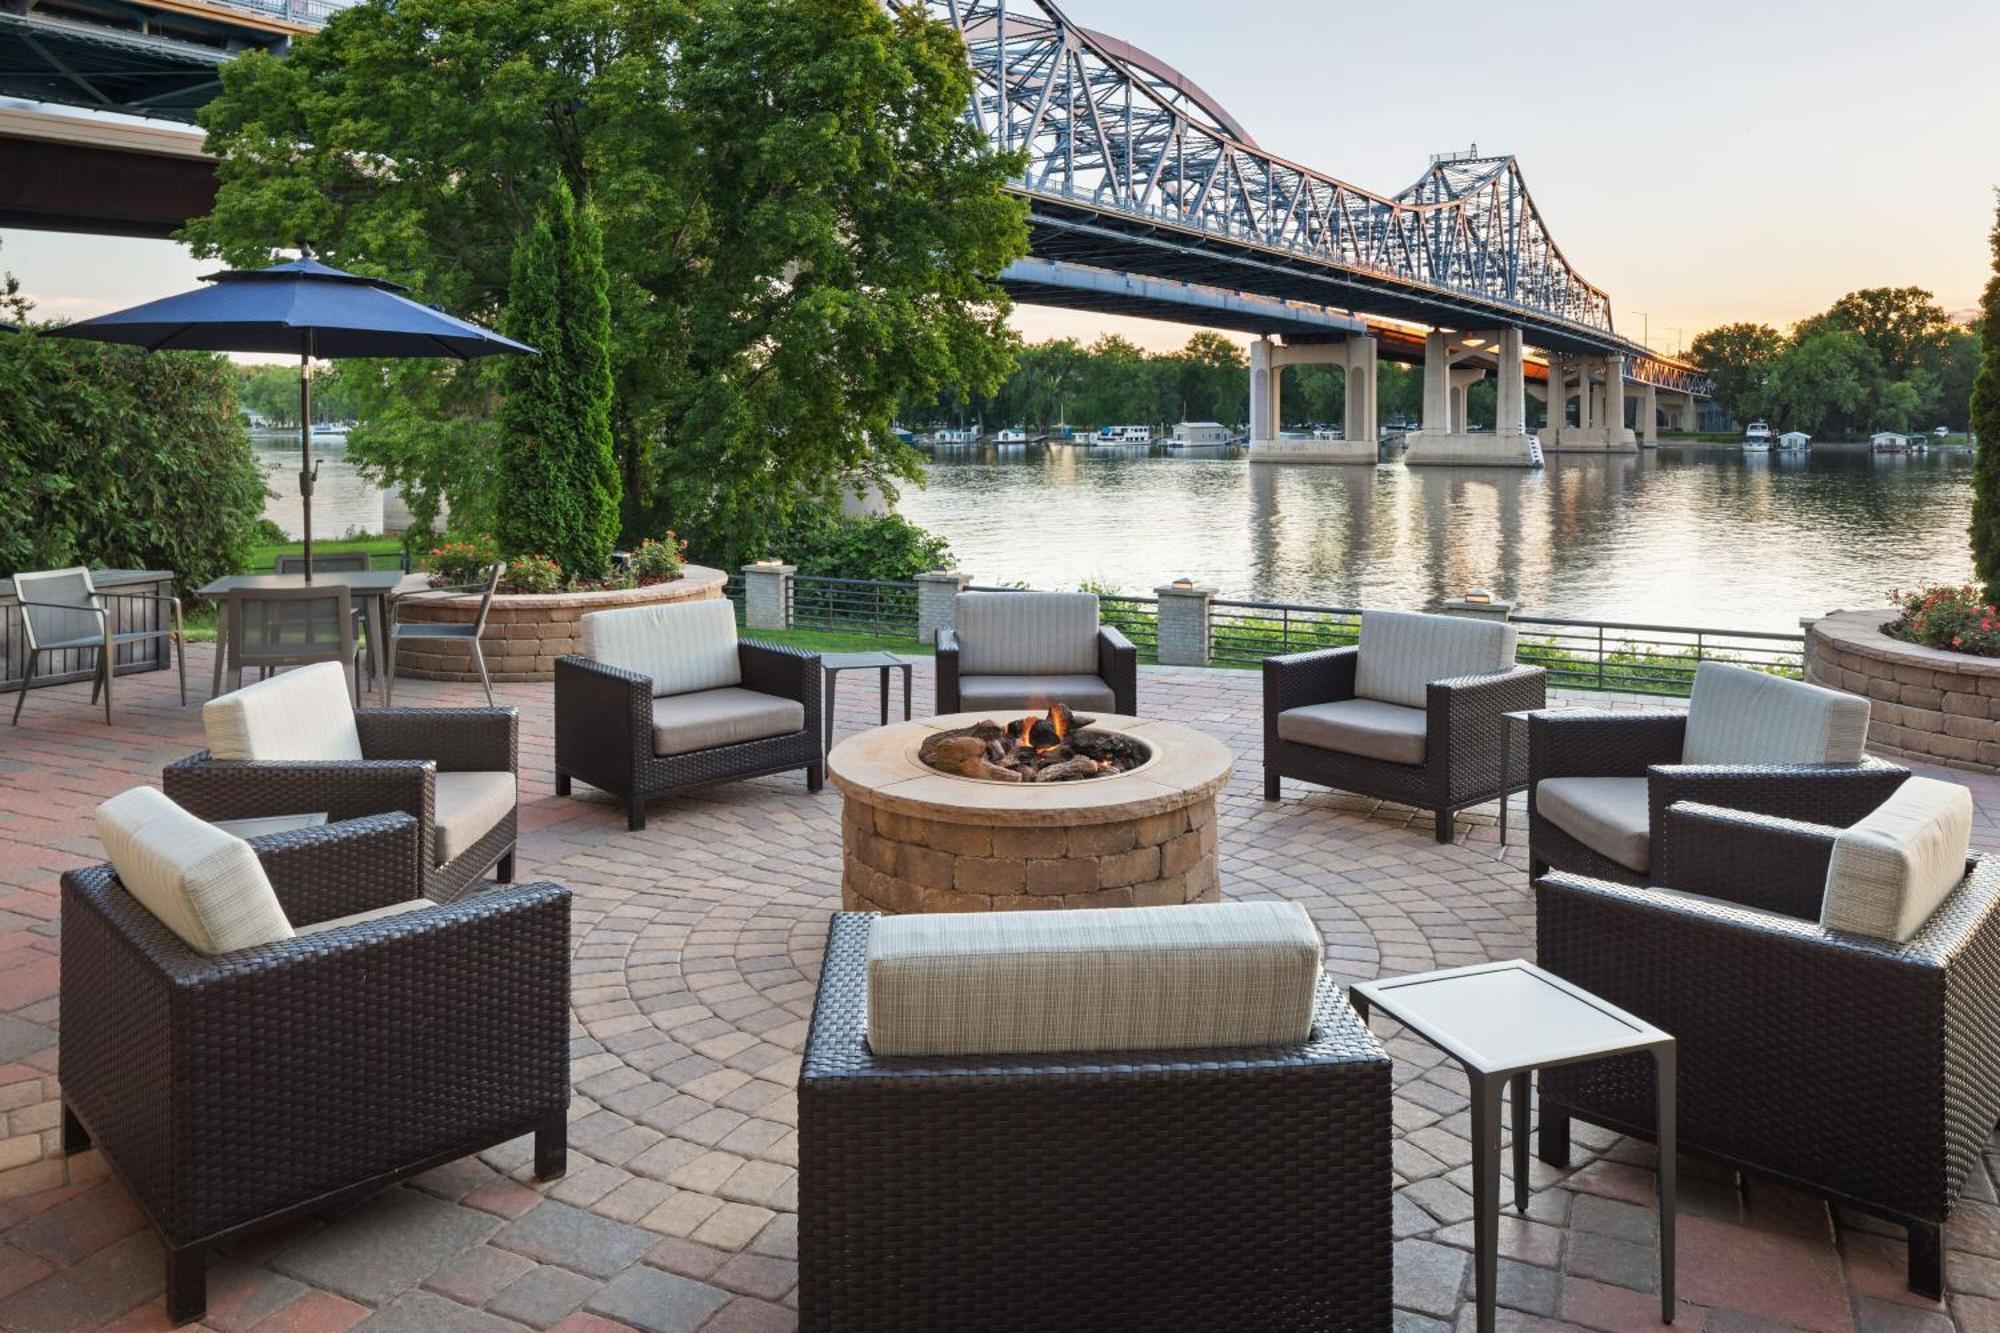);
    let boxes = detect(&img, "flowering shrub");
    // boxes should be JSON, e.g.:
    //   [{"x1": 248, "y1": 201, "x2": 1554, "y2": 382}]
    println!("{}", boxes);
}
[
  {"x1": 628, "y1": 533, "x2": 686, "y2": 583},
  {"x1": 1885, "y1": 585, "x2": 2000, "y2": 657},
  {"x1": 499, "y1": 553, "x2": 564, "y2": 595},
  {"x1": 428, "y1": 536, "x2": 499, "y2": 587}
]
